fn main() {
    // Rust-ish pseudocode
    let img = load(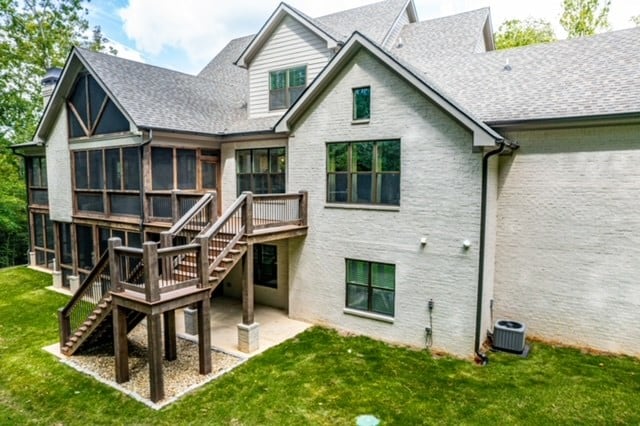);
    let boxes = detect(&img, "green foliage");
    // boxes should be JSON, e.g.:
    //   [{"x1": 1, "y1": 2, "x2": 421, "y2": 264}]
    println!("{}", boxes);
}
[
  {"x1": 0, "y1": 156, "x2": 27, "y2": 265},
  {"x1": 1, "y1": 267, "x2": 640, "y2": 424},
  {"x1": 495, "y1": 18, "x2": 557, "y2": 49},
  {"x1": 0, "y1": 1, "x2": 113, "y2": 267},
  {"x1": 560, "y1": 0, "x2": 611, "y2": 38},
  {"x1": 632, "y1": 15, "x2": 640, "y2": 26}
]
